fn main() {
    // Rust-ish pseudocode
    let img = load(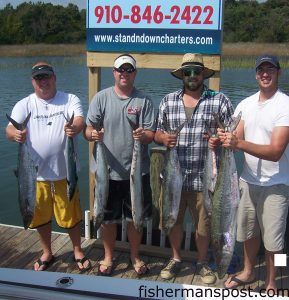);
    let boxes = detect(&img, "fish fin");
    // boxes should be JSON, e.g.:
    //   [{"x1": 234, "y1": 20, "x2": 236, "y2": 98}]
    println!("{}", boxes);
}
[
  {"x1": 163, "y1": 111, "x2": 186, "y2": 134},
  {"x1": 203, "y1": 119, "x2": 218, "y2": 138},
  {"x1": 229, "y1": 112, "x2": 242, "y2": 132},
  {"x1": 205, "y1": 190, "x2": 214, "y2": 216},
  {"x1": 6, "y1": 112, "x2": 31, "y2": 131},
  {"x1": 212, "y1": 112, "x2": 225, "y2": 130},
  {"x1": 127, "y1": 118, "x2": 138, "y2": 131},
  {"x1": 204, "y1": 121, "x2": 214, "y2": 137},
  {"x1": 174, "y1": 121, "x2": 186, "y2": 135},
  {"x1": 127, "y1": 113, "x2": 140, "y2": 131},
  {"x1": 62, "y1": 111, "x2": 75, "y2": 125},
  {"x1": 69, "y1": 112, "x2": 75, "y2": 125},
  {"x1": 89, "y1": 115, "x2": 104, "y2": 131},
  {"x1": 22, "y1": 112, "x2": 32, "y2": 128},
  {"x1": 162, "y1": 111, "x2": 172, "y2": 132}
]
